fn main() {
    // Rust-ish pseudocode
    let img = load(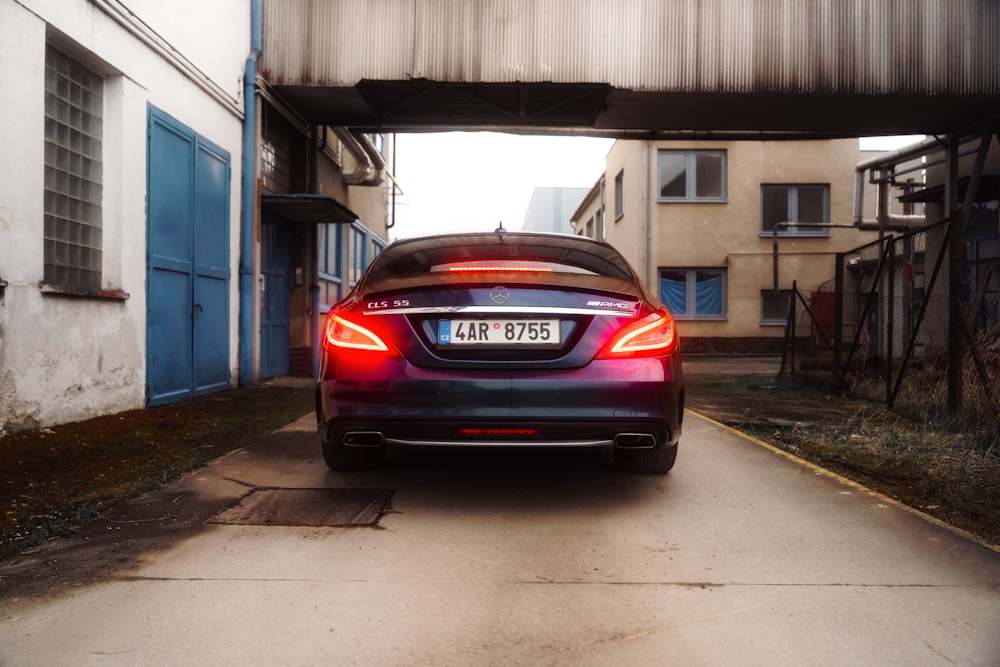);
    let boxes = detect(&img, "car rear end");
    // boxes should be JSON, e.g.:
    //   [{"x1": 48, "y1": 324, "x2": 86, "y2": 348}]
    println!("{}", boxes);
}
[{"x1": 316, "y1": 232, "x2": 684, "y2": 472}]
